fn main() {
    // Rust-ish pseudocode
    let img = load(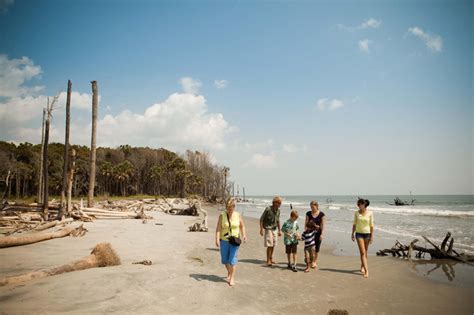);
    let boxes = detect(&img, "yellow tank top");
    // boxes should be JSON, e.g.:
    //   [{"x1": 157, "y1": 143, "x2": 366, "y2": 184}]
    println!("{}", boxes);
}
[
  {"x1": 354, "y1": 210, "x2": 374, "y2": 234},
  {"x1": 220, "y1": 211, "x2": 240, "y2": 241}
]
